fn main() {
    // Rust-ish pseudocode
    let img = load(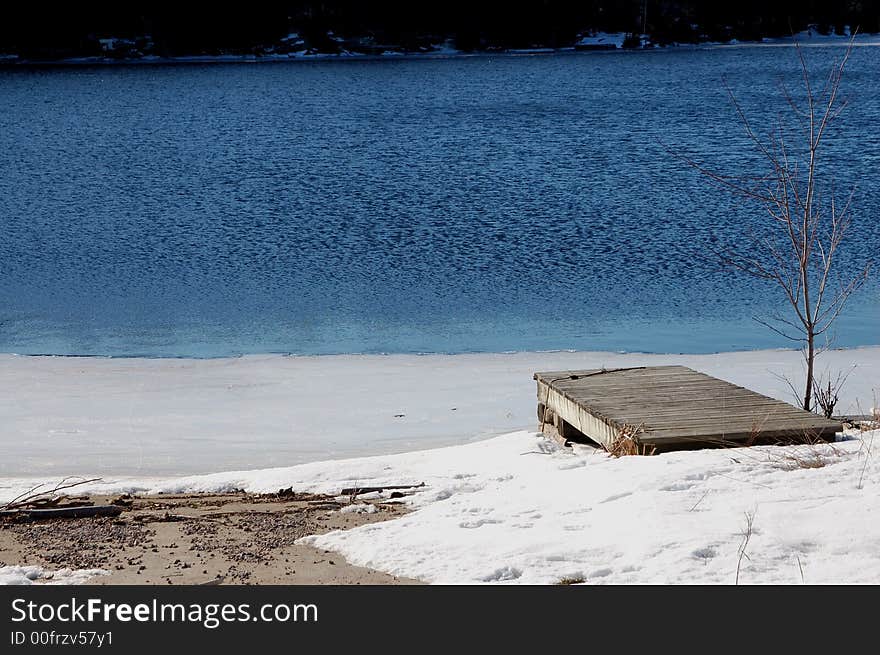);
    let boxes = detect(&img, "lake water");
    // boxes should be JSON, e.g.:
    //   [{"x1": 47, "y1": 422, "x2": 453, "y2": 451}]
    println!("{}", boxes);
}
[{"x1": 1, "y1": 46, "x2": 878, "y2": 357}]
